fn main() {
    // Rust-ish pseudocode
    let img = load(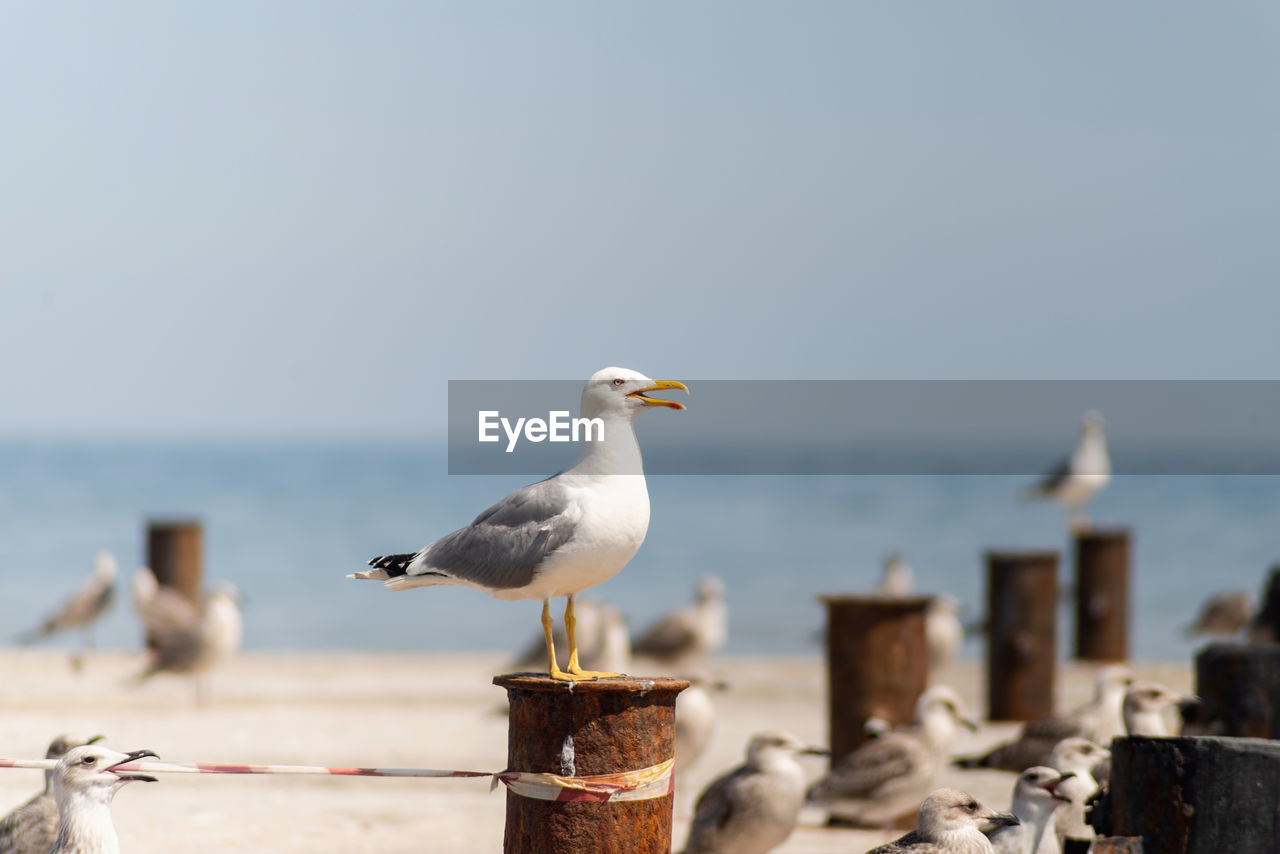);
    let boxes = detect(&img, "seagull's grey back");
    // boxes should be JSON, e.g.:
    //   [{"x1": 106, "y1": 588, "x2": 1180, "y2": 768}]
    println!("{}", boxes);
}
[{"x1": 414, "y1": 478, "x2": 577, "y2": 591}]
